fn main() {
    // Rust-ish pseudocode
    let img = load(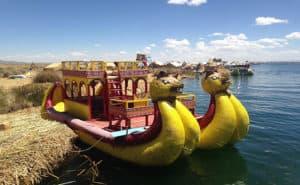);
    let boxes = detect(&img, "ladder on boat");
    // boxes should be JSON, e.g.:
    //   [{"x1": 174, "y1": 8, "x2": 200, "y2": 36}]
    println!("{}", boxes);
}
[
  {"x1": 103, "y1": 71, "x2": 123, "y2": 119},
  {"x1": 106, "y1": 74, "x2": 122, "y2": 99}
]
